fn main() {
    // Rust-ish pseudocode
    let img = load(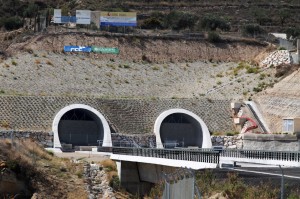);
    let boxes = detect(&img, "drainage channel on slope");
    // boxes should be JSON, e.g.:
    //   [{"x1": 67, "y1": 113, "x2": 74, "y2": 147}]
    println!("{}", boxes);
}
[{"x1": 245, "y1": 103, "x2": 268, "y2": 133}]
